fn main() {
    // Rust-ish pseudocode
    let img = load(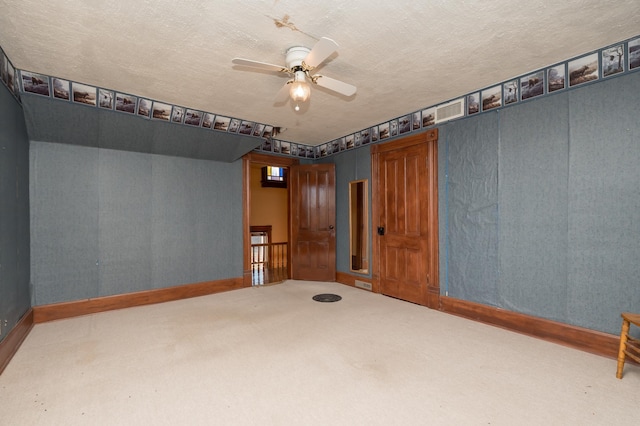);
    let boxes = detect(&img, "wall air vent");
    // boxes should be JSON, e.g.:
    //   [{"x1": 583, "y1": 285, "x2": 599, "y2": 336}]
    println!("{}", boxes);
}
[{"x1": 435, "y1": 97, "x2": 465, "y2": 124}]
